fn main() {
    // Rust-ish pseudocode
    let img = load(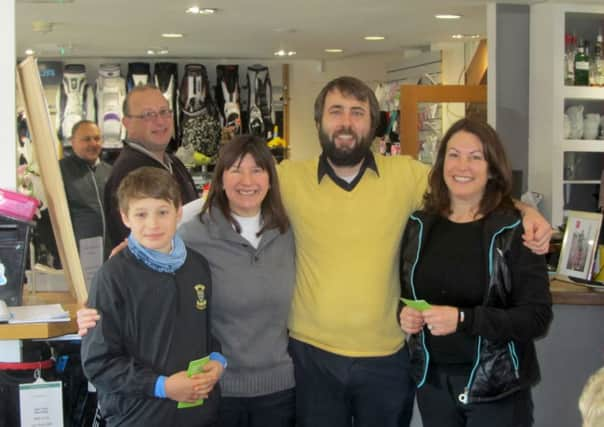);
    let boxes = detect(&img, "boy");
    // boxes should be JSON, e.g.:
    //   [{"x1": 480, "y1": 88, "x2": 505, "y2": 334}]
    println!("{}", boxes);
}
[{"x1": 81, "y1": 166, "x2": 225, "y2": 427}]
